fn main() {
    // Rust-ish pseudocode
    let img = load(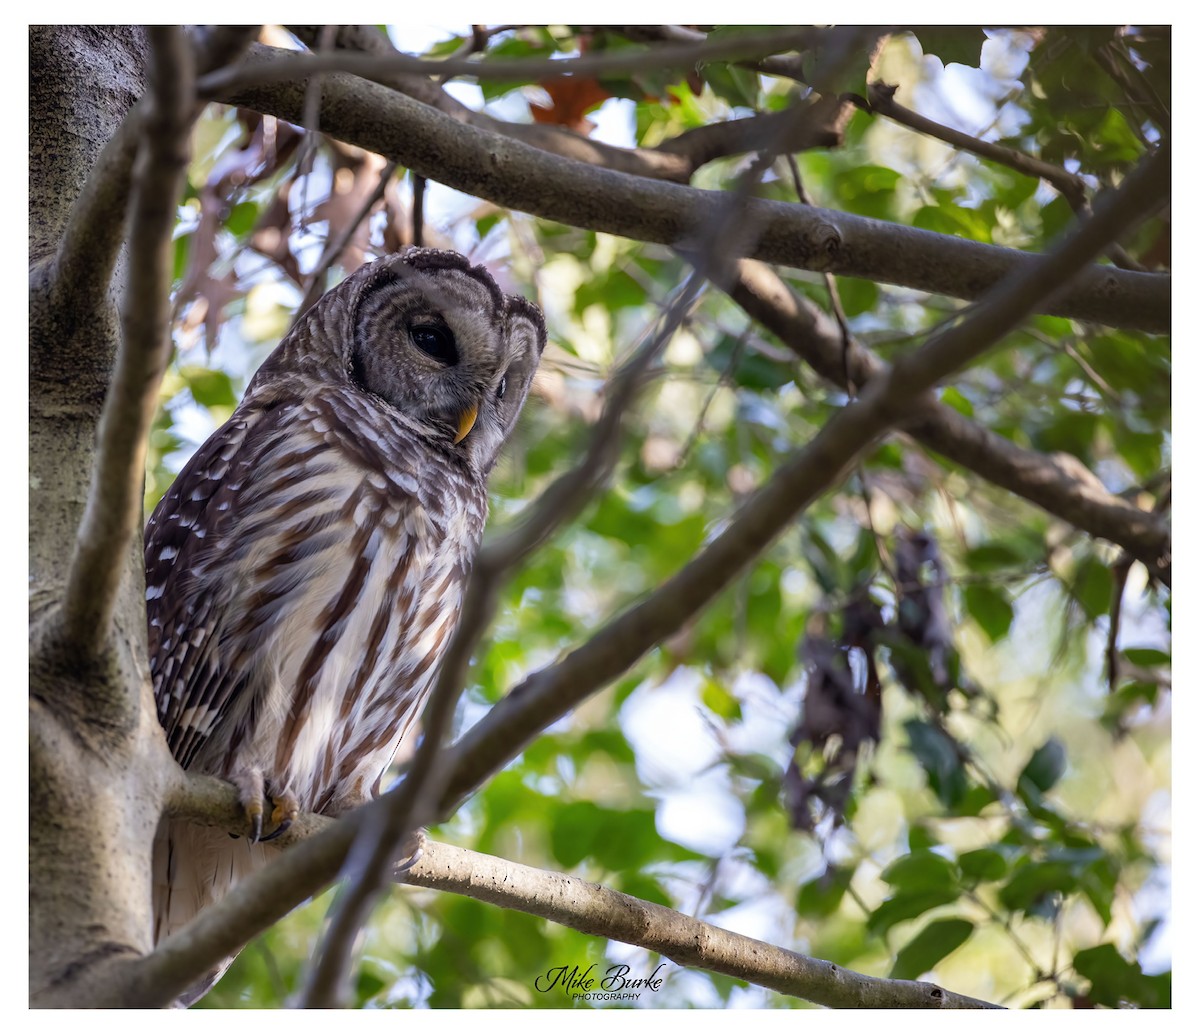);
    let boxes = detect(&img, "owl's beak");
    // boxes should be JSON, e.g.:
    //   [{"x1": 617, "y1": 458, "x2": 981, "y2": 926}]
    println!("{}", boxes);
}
[{"x1": 453, "y1": 405, "x2": 478, "y2": 444}]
